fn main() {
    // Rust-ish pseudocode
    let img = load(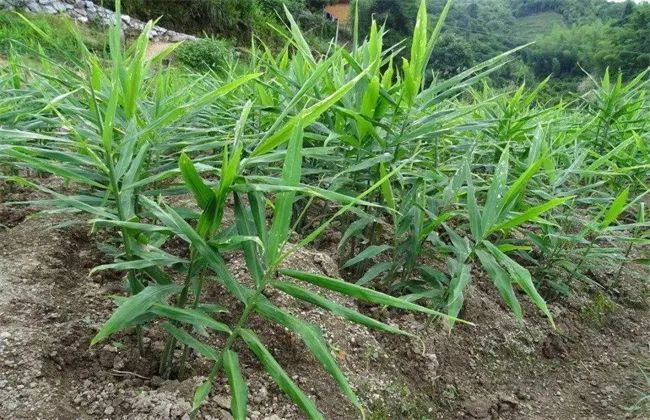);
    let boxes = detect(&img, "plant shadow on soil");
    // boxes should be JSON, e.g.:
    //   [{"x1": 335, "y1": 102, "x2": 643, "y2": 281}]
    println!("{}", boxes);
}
[{"x1": 0, "y1": 187, "x2": 649, "y2": 419}]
